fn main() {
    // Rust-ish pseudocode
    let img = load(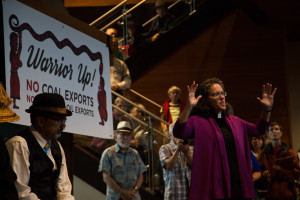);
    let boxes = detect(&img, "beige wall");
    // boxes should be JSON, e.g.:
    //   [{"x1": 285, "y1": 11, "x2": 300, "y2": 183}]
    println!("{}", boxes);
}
[
  {"x1": 132, "y1": 10, "x2": 291, "y2": 143},
  {"x1": 286, "y1": 42, "x2": 300, "y2": 153},
  {"x1": 73, "y1": 176, "x2": 106, "y2": 200}
]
